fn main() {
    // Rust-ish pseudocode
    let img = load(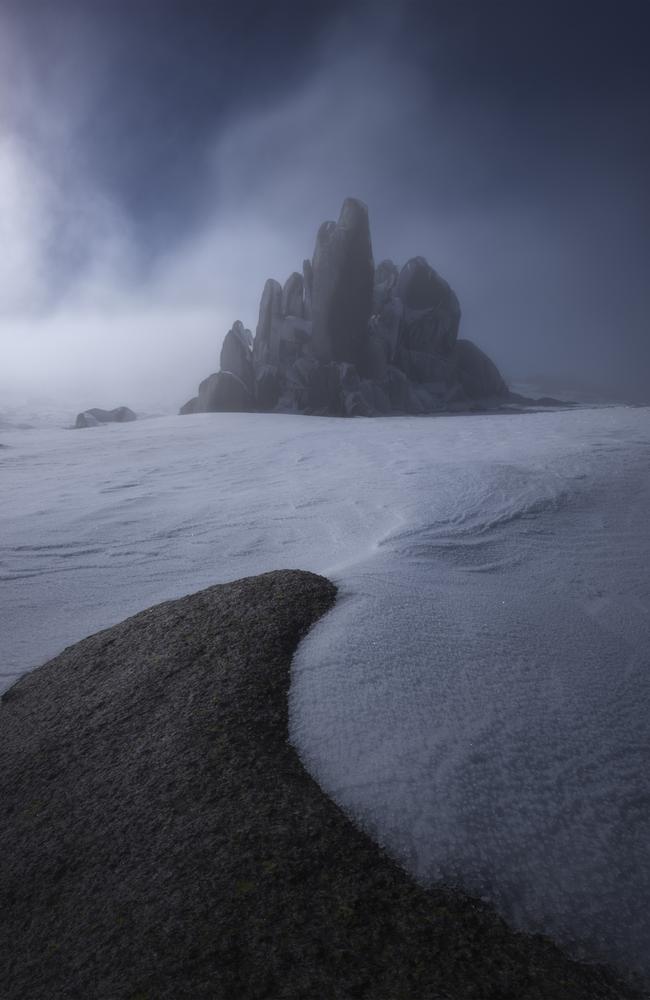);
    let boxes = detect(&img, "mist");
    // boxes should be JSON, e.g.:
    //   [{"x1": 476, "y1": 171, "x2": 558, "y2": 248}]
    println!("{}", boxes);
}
[{"x1": 1, "y1": 2, "x2": 648, "y2": 416}]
